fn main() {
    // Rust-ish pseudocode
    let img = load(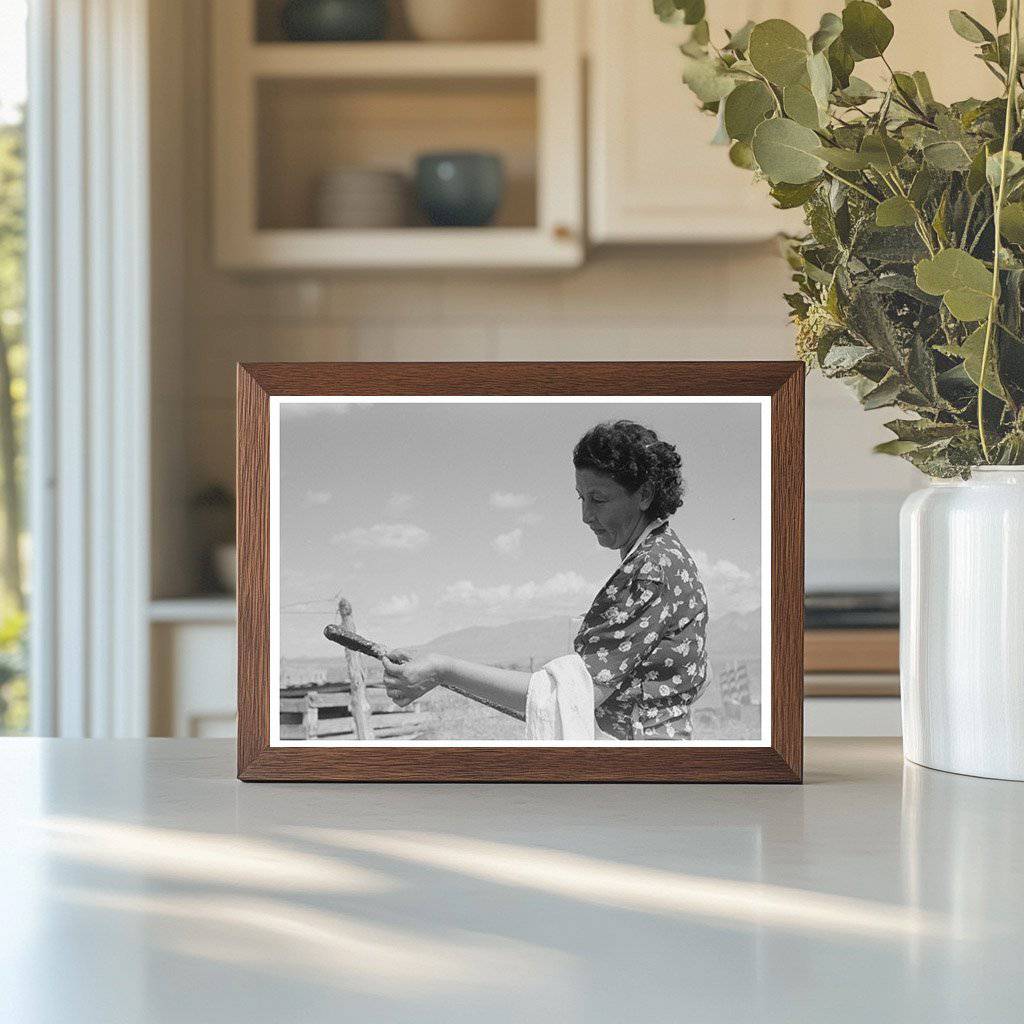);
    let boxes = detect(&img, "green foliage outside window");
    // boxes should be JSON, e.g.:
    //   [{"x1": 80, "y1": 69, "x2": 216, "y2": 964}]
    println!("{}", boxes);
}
[{"x1": 0, "y1": 110, "x2": 28, "y2": 733}]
